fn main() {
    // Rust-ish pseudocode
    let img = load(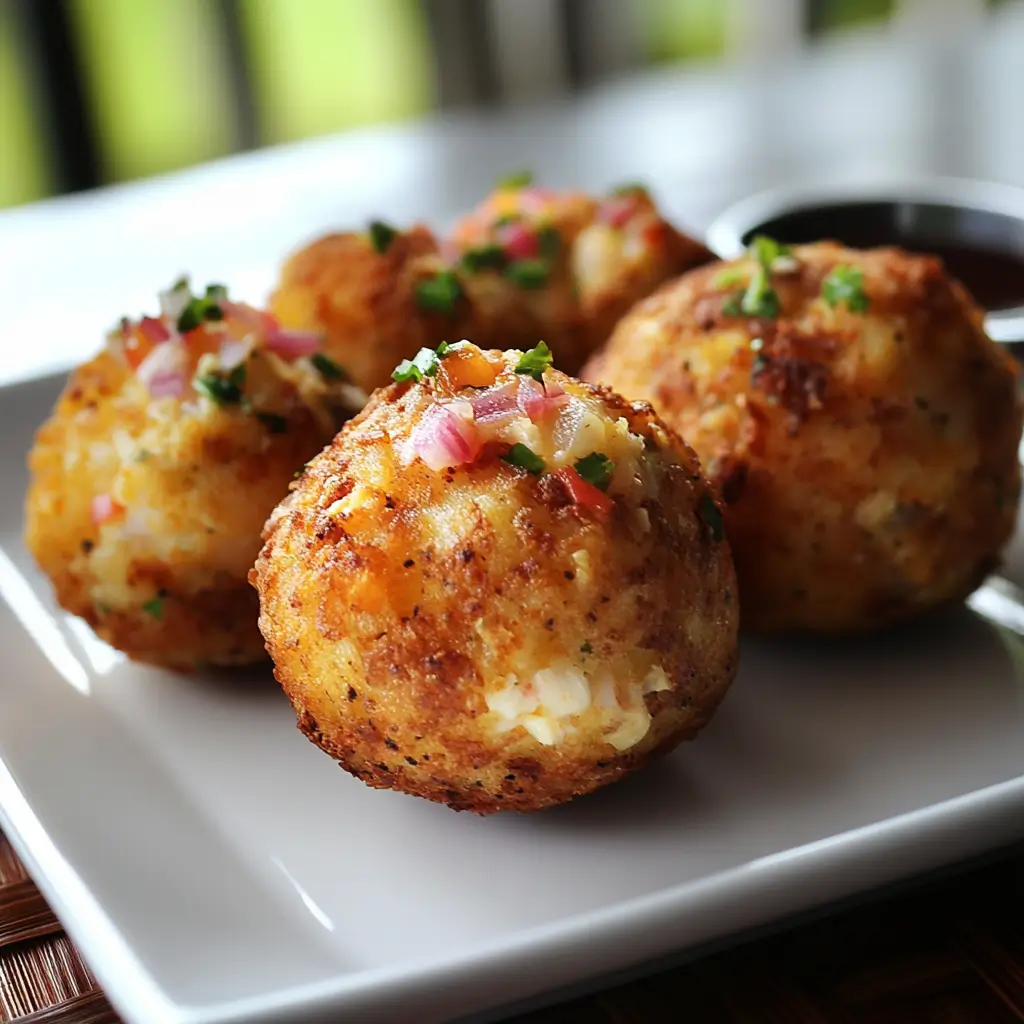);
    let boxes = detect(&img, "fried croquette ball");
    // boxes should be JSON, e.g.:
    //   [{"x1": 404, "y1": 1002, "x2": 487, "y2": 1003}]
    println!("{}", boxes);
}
[
  {"x1": 447, "y1": 180, "x2": 713, "y2": 374},
  {"x1": 583, "y1": 239, "x2": 1024, "y2": 634},
  {"x1": 25, "y1": 278, "x2": 366, "y2": 670},
  {"x1": 252, "y1": 340, "x2": 738, "y2": 813},
  {"x1": 268, "y1": 180, "x2": 712, "y2": 392},
  {"x1": 268, "y1": 224, "x2": 450, "y2": 394}
]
